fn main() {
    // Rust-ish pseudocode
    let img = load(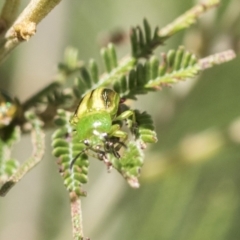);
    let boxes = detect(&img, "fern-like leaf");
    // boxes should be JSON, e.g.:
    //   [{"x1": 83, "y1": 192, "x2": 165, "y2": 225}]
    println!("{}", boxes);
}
[
  {"x1": 113, "y1": 61, "x2": 154, "y2": 99},
  {"x1": 114, "y1": 46, "x2": 200, "y2": 99},
  {"x1": 145, "y1": 46, "x2": 199, "y2": 88},
  {"x1": 74, "y1": 44, "x2": 136, "y2": 98},
  {"x1": 106, "y1": 109, "x2": 157, "y2": 188},
  {"x1": 73, "y1": 59, "x2": 99, "y2": 98},
  {"x1": 52, "y1": 109, "x2": 89, "y2": 197},
  {"x1": 134, "y1": 110, "x2": 158, "y2": 147},
  {"x1": 58, "y1": 47, "x2": 82, "y2": 75},
  {"x1": 0, "y1": 126, "x2": 20, "y2": 184},
  {"x1": 109, "y1": 140, "x2": 144, "y2": 188},
  {"x1": 131, "y1": 19, "x2": 166, "y2": 59},
  {"x1": 0, "y1": 112, "x2": 45, "y2": 196}
]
